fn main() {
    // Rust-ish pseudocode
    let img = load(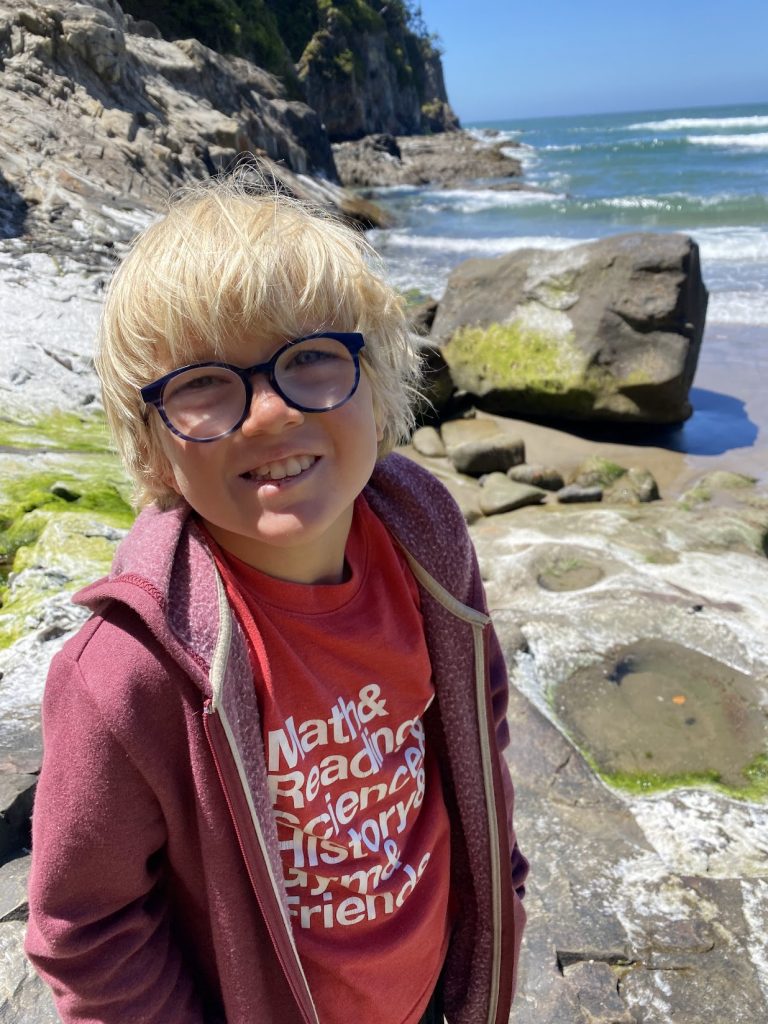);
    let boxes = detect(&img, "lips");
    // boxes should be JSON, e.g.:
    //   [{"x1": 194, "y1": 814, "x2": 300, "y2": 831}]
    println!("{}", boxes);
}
[{"x1": 240, "y1": 454, "x2": 317, "y2": 482}]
